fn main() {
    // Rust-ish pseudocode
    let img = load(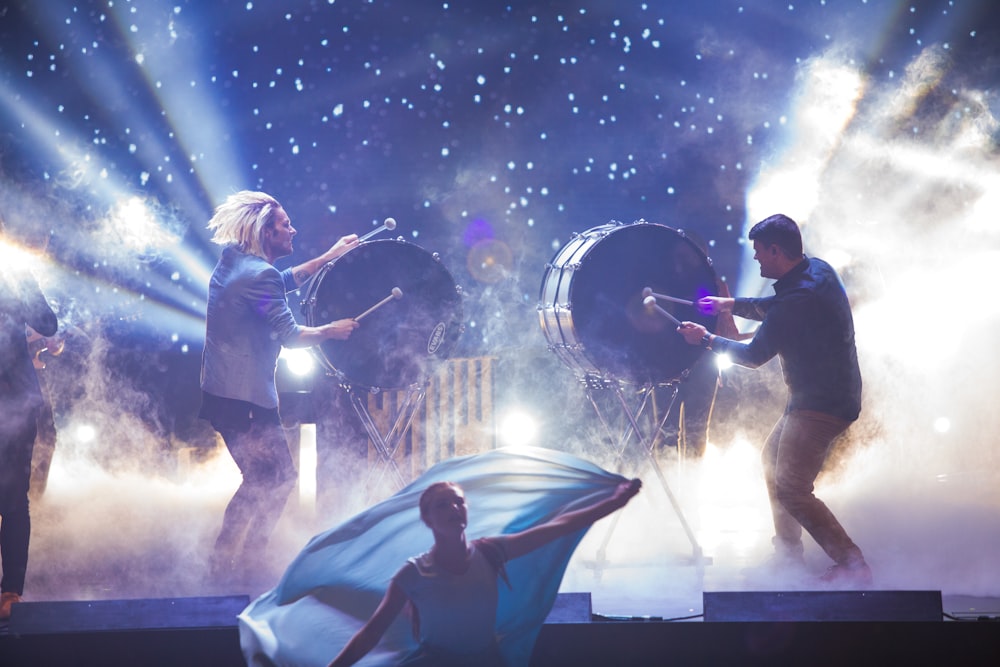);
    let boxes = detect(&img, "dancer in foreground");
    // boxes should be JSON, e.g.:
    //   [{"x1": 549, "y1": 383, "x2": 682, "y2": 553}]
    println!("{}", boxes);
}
[
  {"x1": 331, "y1": 475, "x2": 640, "y2": 667},
  {"x1": 239, "y1": 447, "x2": 641, "y2": 667}
]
